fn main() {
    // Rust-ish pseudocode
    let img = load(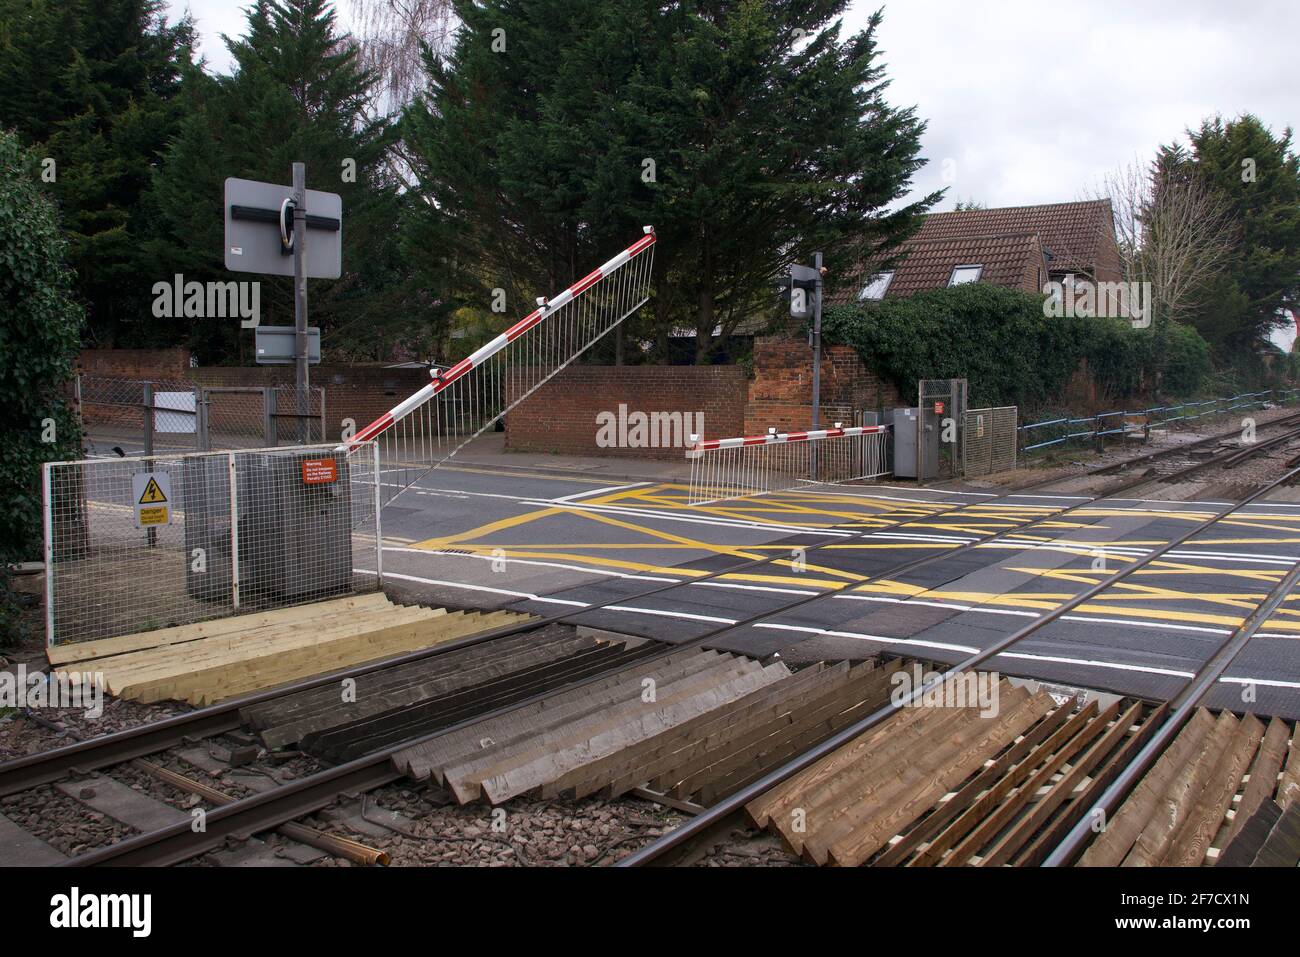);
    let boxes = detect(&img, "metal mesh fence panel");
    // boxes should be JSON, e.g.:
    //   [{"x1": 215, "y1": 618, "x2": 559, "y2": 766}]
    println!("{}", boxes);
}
[
  {"x1": 78, "y1": 375, "x2": 202, "y2": 456},
  {"x1": 963, "y1": 406, "x2": 1018, "y2": 477},
  {"x1": 687, "y1": 426, "x2": 891, "y2": 505},
  {"x1": 918, "y1": 379, "x2": 968, "y2": 483},
  {"x1": 200, "y1": 386, "x2": 325, "y2": 449},
  {"x1": 43, "y1": 442, "x2": 380, "y2": 646},
  {"x1": 78, "y1": 375, "x2": 325, "y2": 455}
]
